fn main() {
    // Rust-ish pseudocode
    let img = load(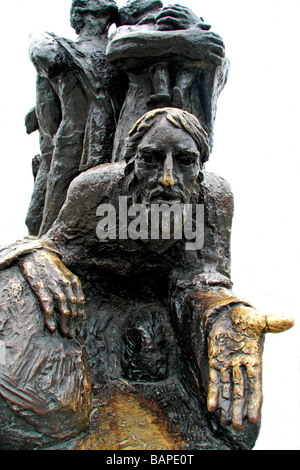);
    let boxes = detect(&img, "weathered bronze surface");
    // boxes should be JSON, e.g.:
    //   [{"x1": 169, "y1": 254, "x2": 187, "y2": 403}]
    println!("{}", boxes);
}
[{"x1": 0, "y1": 0, "x2": 293, "y2": 451}]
